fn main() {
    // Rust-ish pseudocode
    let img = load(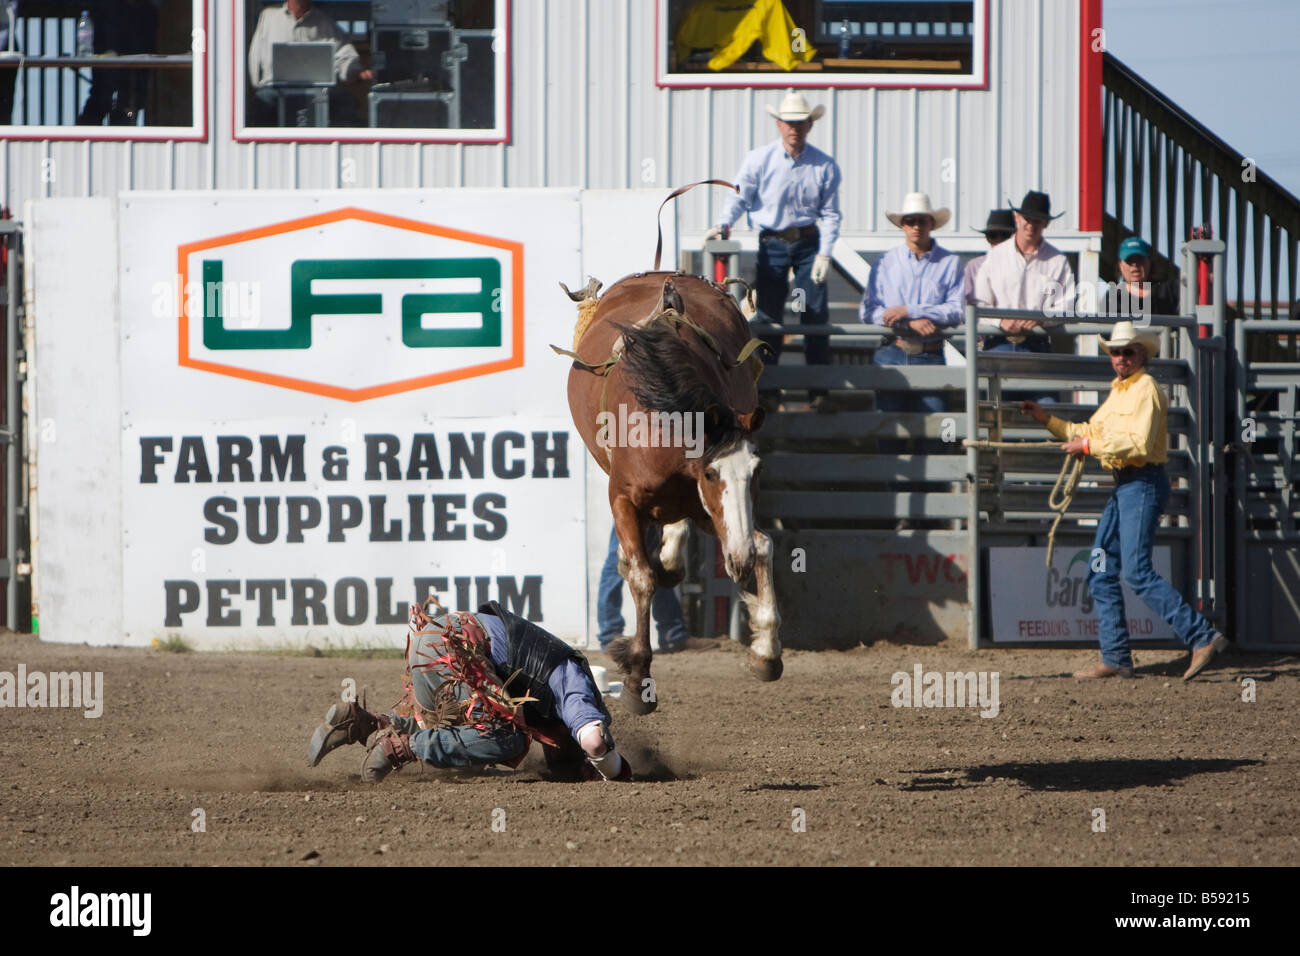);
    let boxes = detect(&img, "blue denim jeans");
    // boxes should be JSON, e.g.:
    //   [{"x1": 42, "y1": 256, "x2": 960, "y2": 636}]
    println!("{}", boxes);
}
[
  {"x1": 1088, "y1": 465, "x2": 1218, "y2": 669},
  {"x1": 755, "y1": 233, "x2": 829, "y2": 366},
  {"x1": 597, "y1": 527, "x2": 688, "y2": 649},
  {"x1": 872, "y1": 344, "x2": 947, "y2": 414},
  {"x1": 387, "y1": 713, "x2": 529, "y2": 768}
]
